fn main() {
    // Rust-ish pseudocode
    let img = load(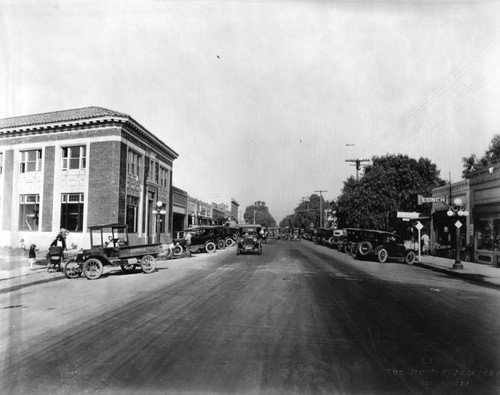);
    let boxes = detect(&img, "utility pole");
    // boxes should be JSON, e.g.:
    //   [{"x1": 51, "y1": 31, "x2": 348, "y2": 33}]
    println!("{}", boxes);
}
[
  {"x1": 345, "y1": 158, "x2": 370, "y2": 181},
  {"x1": 253, "y1": 209, "x2": 256, "y2": 224},
  {"x1": 314, "y1": 190, "x2": 327, "y2": 228}
]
